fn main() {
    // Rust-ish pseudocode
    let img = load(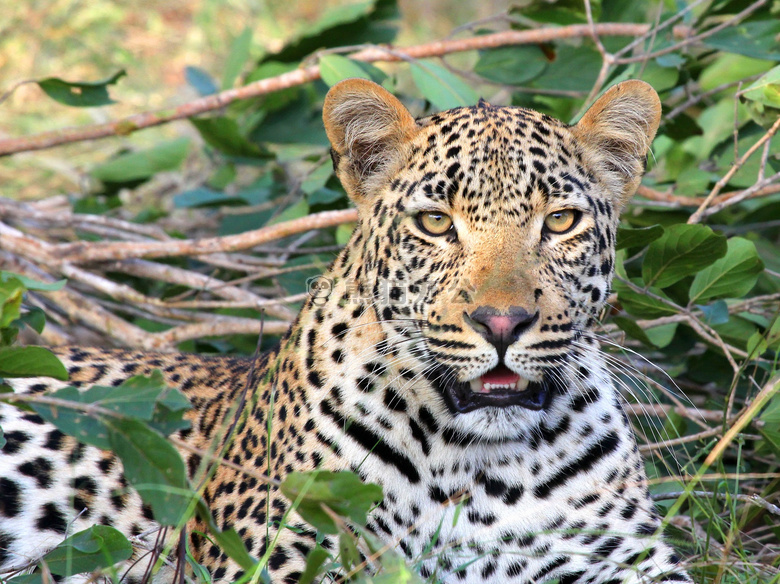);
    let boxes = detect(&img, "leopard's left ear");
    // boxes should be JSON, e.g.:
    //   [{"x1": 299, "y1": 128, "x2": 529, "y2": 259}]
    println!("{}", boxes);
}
[
  {"x1": 323, "y1": 78, "x2": 418, "y2": 203},
  {"x1": 572, "y1": 80, "x2": 661, "y2": 208}
]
